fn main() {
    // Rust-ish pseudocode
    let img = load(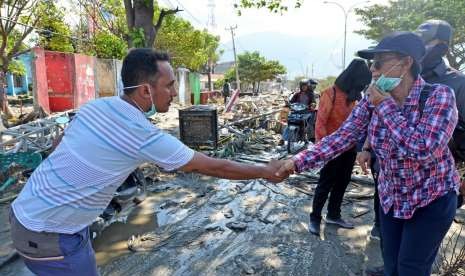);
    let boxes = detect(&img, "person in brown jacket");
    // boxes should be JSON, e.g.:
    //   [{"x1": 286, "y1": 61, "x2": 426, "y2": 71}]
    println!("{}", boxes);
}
[{"x1": 308, "y1": 59, "x2": 372, "y2": 235}]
